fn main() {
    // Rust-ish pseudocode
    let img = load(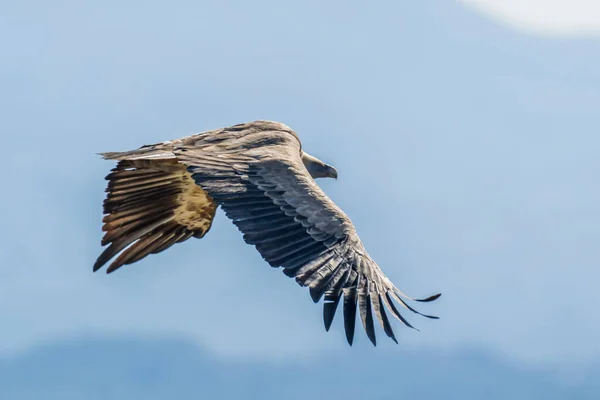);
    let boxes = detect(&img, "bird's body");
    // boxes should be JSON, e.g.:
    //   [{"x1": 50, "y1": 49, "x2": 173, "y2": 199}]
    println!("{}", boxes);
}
[{"x1": 95, "y1": 120, "x2": 440, "y2": 345}]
